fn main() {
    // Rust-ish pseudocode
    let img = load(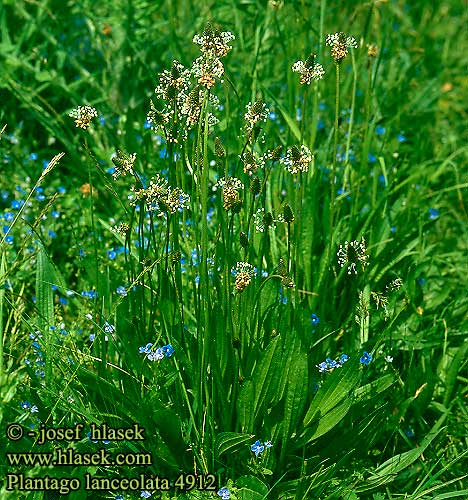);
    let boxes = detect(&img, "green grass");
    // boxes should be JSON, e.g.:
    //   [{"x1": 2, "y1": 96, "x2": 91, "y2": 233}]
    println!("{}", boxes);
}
[{"x1": 1, "y1": 1, "x2": 468, "y2": 499}]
